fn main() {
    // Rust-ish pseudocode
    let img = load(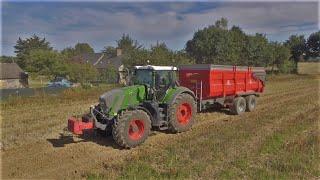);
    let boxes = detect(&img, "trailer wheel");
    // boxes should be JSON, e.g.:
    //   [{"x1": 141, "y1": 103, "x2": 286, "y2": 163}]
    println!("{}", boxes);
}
[
  {"x1": 168, "y1": 93, "x2": 196, "y2": 133},
  {"x1": 245, "y1": 95, "x2": 257, "y2": 112},
  {"x1": 112, "y1": 110, "x2": 151, "y2": 148},
  {"x1": 230, "y1": 96, "x2": 246, "y2": 115}
]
